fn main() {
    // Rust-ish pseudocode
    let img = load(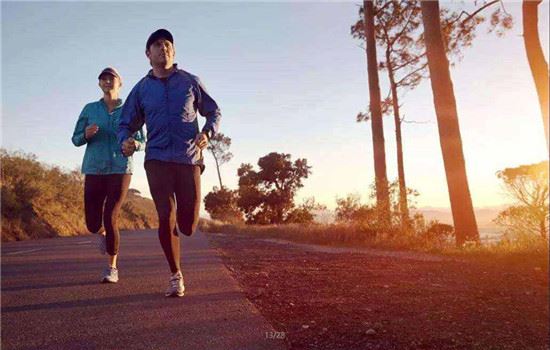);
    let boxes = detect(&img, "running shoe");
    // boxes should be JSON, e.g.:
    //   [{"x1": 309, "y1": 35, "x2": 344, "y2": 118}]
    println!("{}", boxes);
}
[
  {"x1": 165, "y1": 271, "x2": 185, "y2": 297},
  {"x1": 101, "y1": 267, "x2": 118, "y2": 283}
]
